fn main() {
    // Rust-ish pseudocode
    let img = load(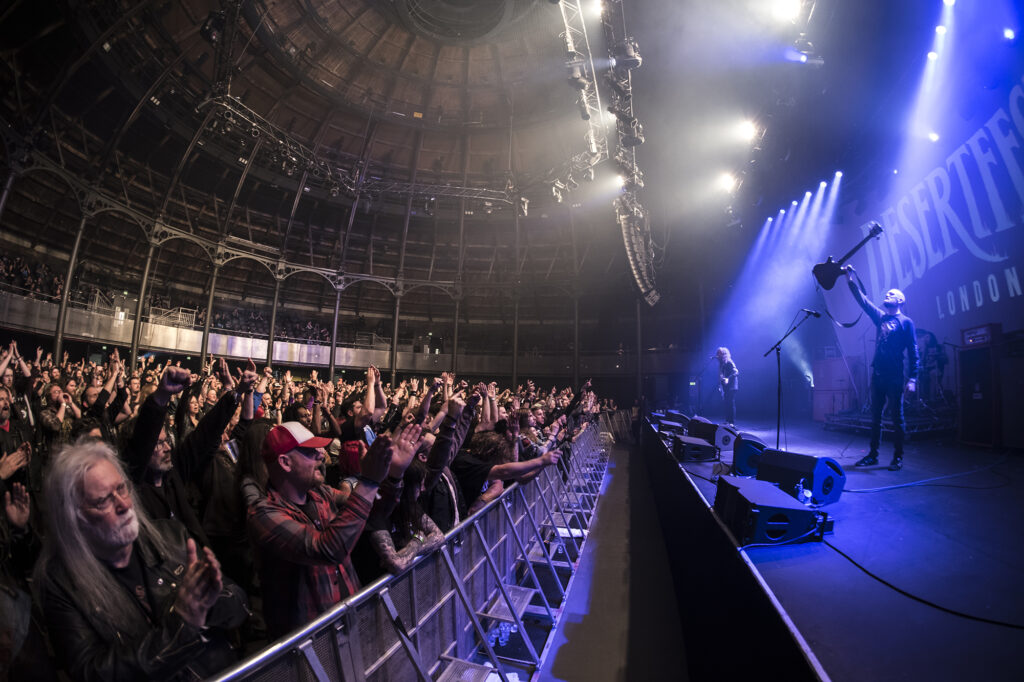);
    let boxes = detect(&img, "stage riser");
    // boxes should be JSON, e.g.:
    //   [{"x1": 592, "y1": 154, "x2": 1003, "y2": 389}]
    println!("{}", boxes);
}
[{"x1": 642, "y1": 421, "x2": 823, "y2": 681}]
